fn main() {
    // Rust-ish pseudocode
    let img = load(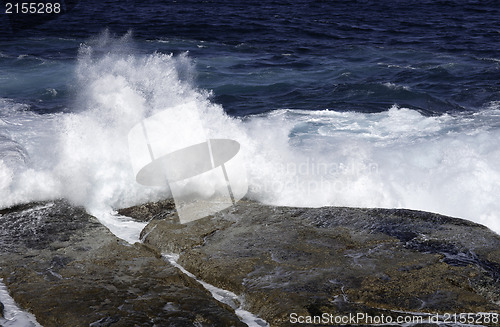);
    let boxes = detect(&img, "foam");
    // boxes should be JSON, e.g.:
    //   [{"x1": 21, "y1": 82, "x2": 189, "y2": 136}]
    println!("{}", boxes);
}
[
  {"x1": 0, "y1": 33, "x2": 499, "y2": 235},
  {"x1": 0, "y1": 32, "x2": 246, "y2": 216},
  {"x1": 243, "y1": 106, "x2": 500, "y2": 234},
  {"x1": 163, "y1": 254, "x2": 269, "y2": 327},
  {"x1": 0, "y1": 279, "x2": 42, "y2": 327}
]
